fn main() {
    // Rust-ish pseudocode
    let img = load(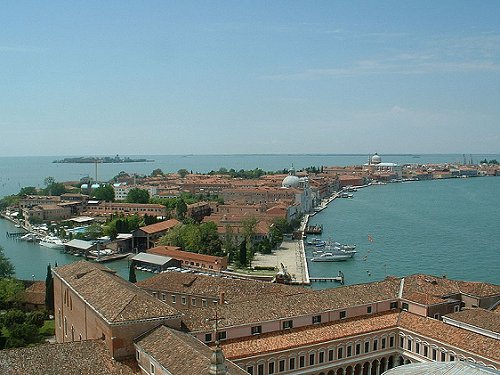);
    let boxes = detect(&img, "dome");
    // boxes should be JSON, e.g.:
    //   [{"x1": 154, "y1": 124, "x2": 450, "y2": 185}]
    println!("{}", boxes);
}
[
  {"x1": 371, "y1": 153, "x2": 382, "y2": 164},
  {"x1": 282, "y1": 175, "x2": 300, "y2": 188}
]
